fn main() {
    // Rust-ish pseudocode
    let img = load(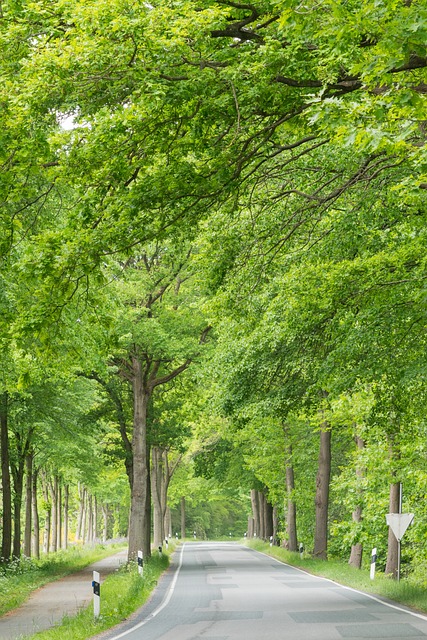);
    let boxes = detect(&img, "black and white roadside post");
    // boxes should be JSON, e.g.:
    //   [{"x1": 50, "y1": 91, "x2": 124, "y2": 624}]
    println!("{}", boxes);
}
[
  {"x1": 165, "y1": 538, "x2": 169, "y2": 550},
  {"x1": 299, "y1": 543, "x2": 304, "y2": 559},
  {"x1": 386, "y1": 484, "x2": 414, "y2": 582},
  {"x1": 92, "y1": 571, "x2": 100, "y2": 620},
  {"x1": 137, "y1": 550, "x2": 143, "y2": 576},
  {"x1": 158, "y1": 545, "x2": 162, "y2": 557},
  {"x1": 370, "y1": 548, "x2": 377, "y2": 580},
  {"x1": 269, "y1": 536, "x2": 273, "y2": 547}
]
